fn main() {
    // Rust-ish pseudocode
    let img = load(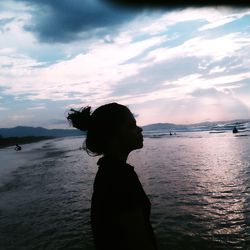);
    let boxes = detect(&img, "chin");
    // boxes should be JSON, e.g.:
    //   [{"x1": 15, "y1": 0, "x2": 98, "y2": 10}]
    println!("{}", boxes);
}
[{"x1": 137, "y1": 141, "x2": 143, "y2": 149}]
